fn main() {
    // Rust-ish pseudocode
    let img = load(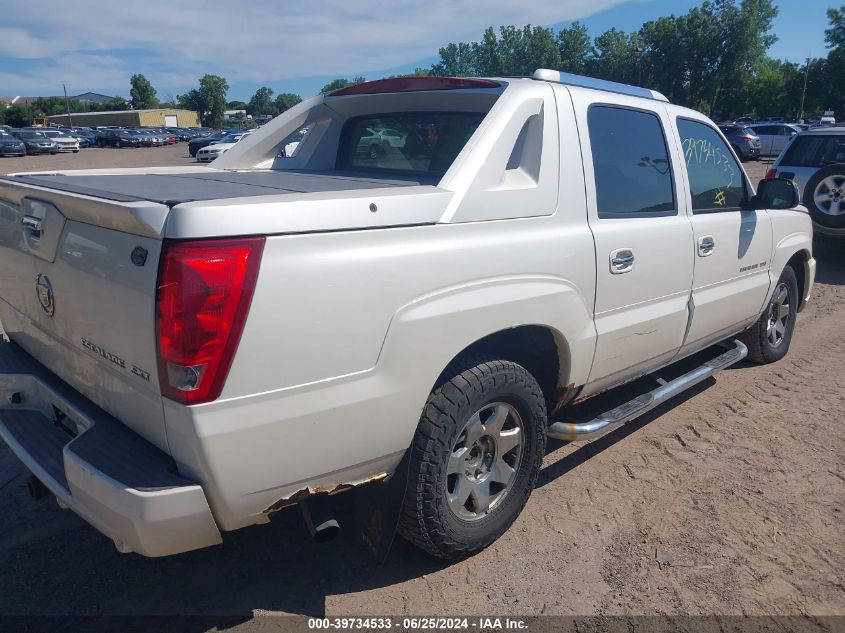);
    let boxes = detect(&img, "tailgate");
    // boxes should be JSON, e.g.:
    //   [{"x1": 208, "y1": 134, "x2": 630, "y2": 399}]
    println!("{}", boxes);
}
[{"x1": 0, "y1": 179, "x2": 171, "y2": 451}]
